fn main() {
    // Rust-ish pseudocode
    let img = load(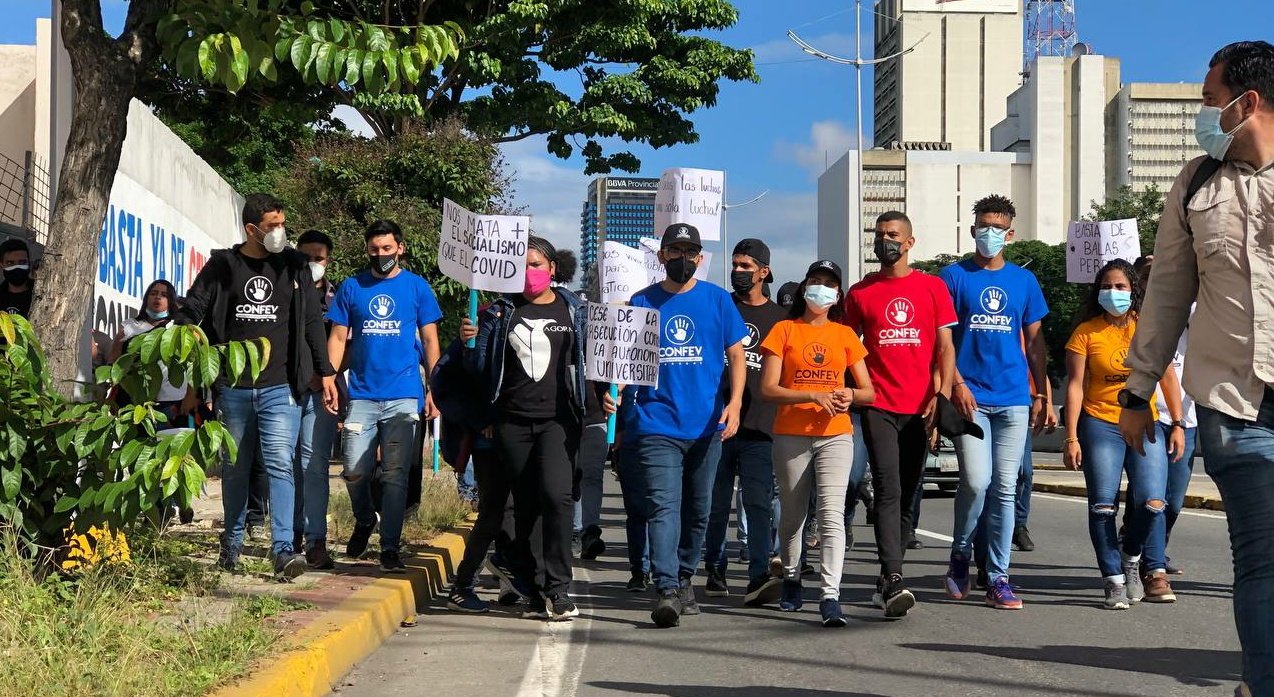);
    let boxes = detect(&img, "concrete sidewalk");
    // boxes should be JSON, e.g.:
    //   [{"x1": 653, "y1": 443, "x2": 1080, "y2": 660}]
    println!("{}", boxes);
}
[{"x1": 1031, "y1": 459, "x2": 1224, "y2": 511}]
